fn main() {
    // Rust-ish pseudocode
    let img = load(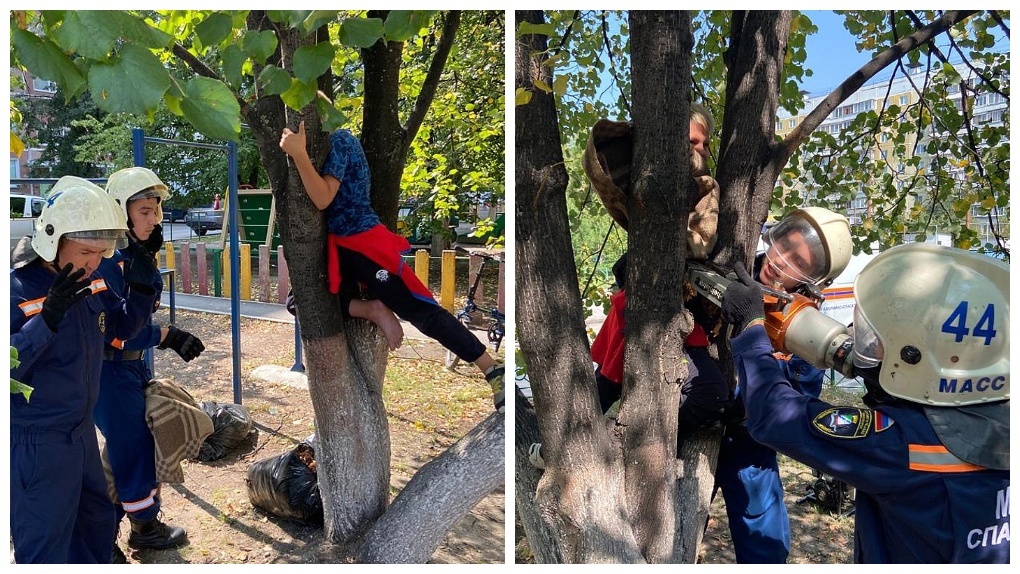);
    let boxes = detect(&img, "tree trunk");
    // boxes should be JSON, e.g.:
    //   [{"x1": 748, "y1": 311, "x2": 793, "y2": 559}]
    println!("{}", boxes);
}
[
  {"x1": 515, "y1": 10, "x2": 643, "y2": 564},
  {"x1": 358, "y1": 411, "x2": 504, "y2": 563},
  {"x1": 245, "y1": 11, "x2": 497, "y2": 557}
]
